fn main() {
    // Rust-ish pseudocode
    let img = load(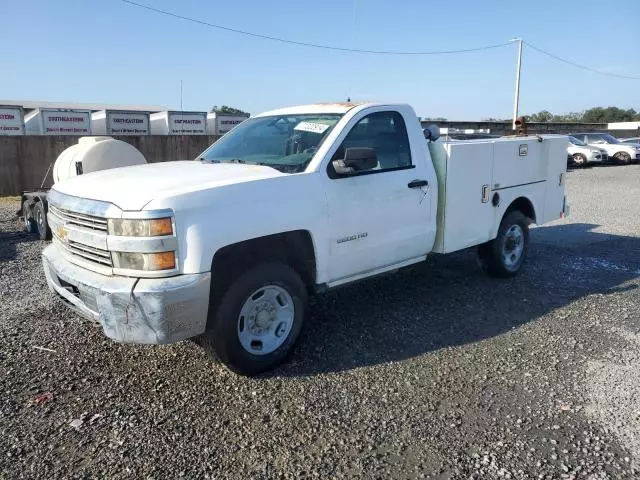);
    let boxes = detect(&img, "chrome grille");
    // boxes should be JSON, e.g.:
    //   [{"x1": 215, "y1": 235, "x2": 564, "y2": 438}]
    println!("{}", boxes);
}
[
  {"x1": 53, "y1": 236, "x2": 113, "y2": 267},
  {"x1": 49, "y1": 205, "x2": 108, "y2": 232}
]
